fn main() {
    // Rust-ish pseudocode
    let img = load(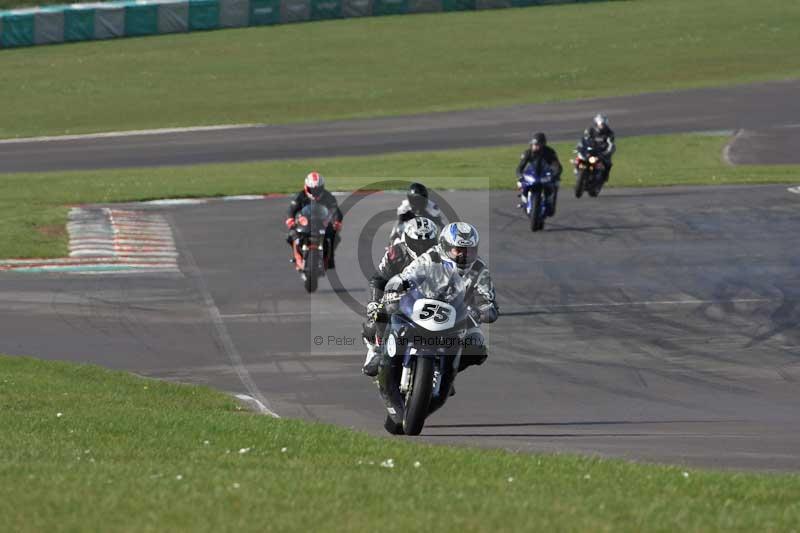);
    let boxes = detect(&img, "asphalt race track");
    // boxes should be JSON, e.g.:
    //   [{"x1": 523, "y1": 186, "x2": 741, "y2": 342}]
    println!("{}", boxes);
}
[
  {"x1": 727, "y1": 126, "x2": 800, "y2": 165},
  {"x1": 2, "y1": 79, "x2": 800, "y2": 173},
  {"x1": 2, "y1": 186, "x2": 799, "y2": 471}
]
